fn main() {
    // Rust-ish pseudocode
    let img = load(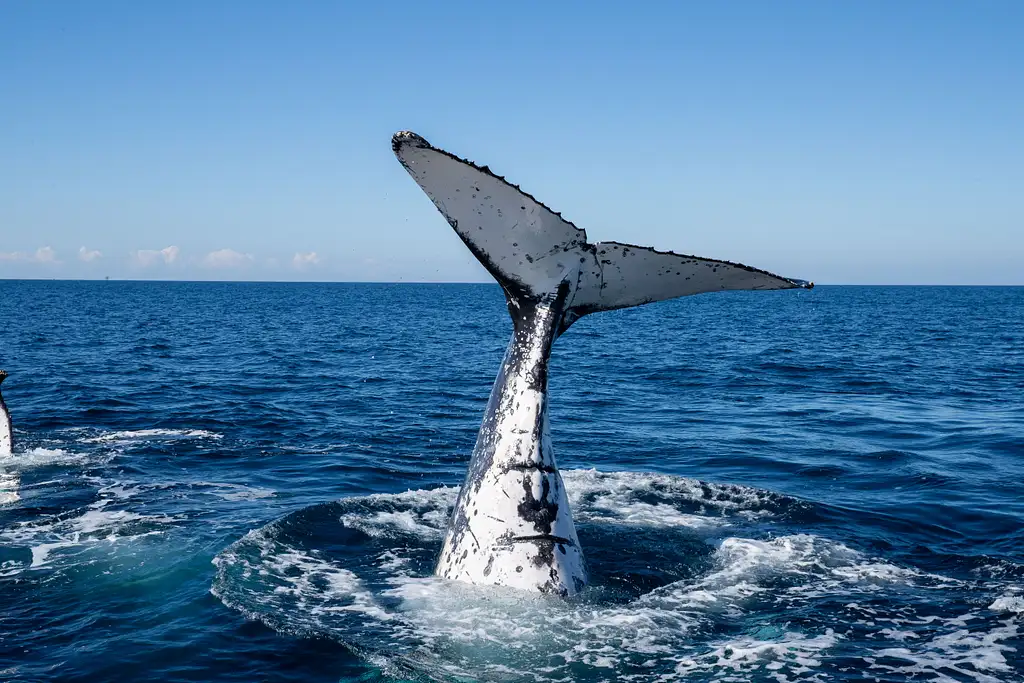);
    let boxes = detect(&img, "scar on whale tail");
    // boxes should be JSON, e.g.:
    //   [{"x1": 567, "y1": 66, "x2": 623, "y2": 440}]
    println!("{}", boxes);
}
[
  {"x1": 0, "y1": 371, "x2": 12, "y2": 458},
  {"x1": 392, "y1": 131, "x2": 811, "y2": 597}
]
